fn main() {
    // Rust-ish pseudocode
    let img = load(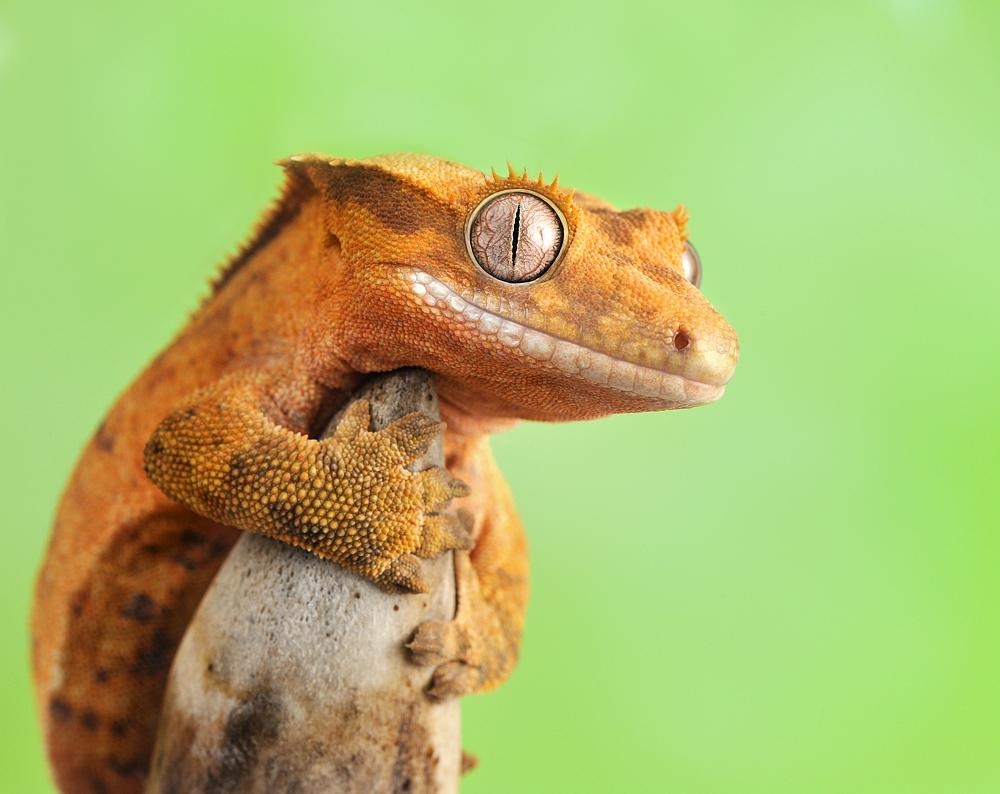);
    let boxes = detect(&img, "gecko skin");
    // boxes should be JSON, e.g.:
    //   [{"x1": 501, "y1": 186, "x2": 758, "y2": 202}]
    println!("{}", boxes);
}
[{"x1": 32, "y1": 154, "x2": 738, "y2": 793}]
